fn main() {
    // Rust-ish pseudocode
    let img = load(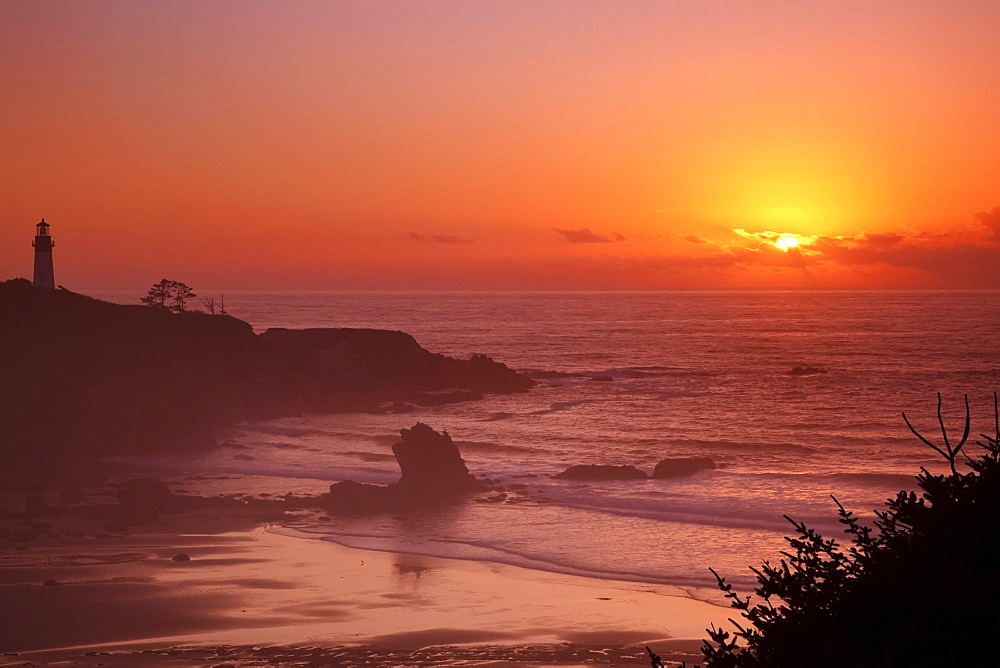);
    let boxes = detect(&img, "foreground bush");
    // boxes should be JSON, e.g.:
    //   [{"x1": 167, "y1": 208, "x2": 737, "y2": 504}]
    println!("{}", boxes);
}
[{"x1": 700, "y1": 394, "x2": 1000, "y2": 667}]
